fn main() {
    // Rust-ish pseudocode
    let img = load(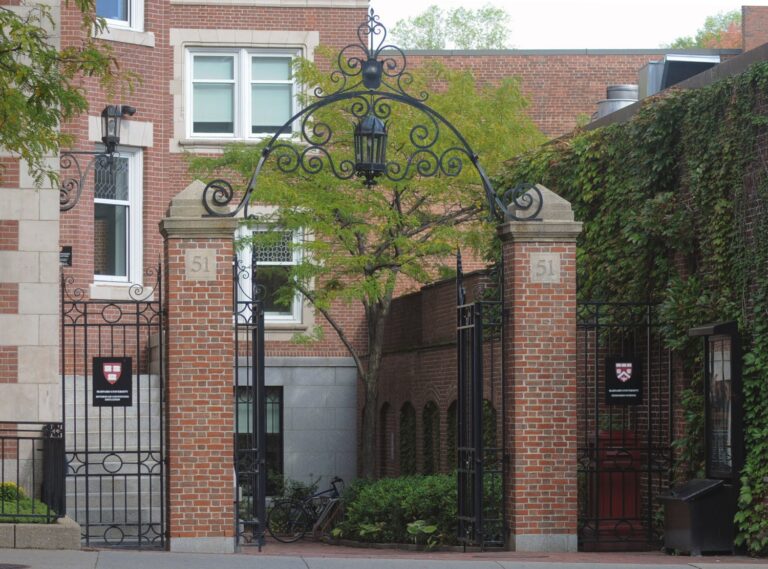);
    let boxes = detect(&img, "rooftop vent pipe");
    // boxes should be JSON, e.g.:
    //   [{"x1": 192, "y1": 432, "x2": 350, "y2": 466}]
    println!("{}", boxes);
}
[{"x1": 593, "y1": 84, "x2": 639, "y2": 121}]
